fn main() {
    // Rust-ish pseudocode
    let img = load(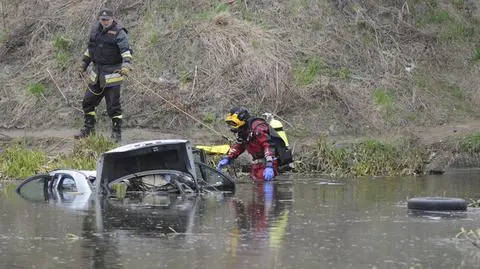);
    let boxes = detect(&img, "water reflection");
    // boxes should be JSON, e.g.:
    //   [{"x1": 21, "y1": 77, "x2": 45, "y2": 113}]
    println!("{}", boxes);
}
[
  {"x1": 227, "y1": 181, "x2": 293, "y2": 268},
  {"x1": 2, "y1": 172, "x2": 480, "y2": 269},
  {"x1": 81, "y1": 208, "x2": 123, "y2": 269}
]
